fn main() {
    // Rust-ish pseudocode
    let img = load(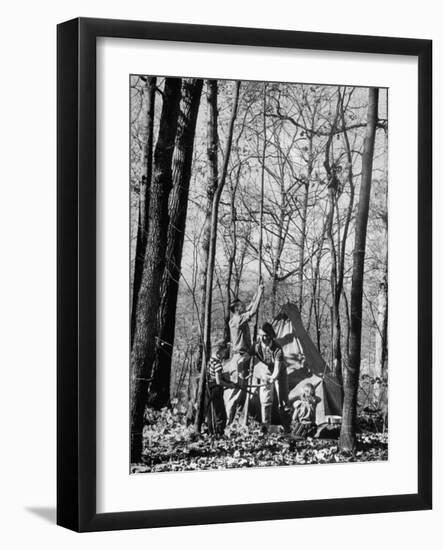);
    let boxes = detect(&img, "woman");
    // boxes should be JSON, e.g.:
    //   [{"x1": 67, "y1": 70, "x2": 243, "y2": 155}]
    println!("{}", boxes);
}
[{"x1": 254, "y1": 322, "x2": 291, "y2": 433}]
